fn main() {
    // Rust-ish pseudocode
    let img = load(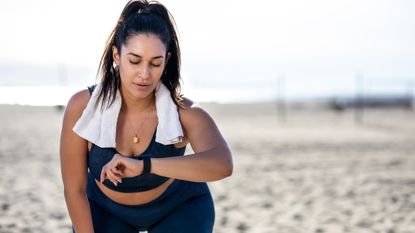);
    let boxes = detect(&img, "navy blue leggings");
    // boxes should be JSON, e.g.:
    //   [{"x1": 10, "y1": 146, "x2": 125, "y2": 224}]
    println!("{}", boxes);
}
[{"x1": 73, "y1": 173, "x2": 215, "y2": 233}]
